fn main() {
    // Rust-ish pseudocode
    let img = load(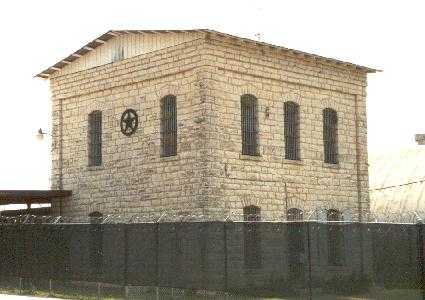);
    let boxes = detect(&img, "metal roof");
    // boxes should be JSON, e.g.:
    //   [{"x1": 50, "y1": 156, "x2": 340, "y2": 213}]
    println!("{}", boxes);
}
[
  {"x1": 0, "y1": 190, "x2": 72, "y2": 205},
  {"x1": 36, "y1": 29, "x2": 380, "y2": 78}
]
